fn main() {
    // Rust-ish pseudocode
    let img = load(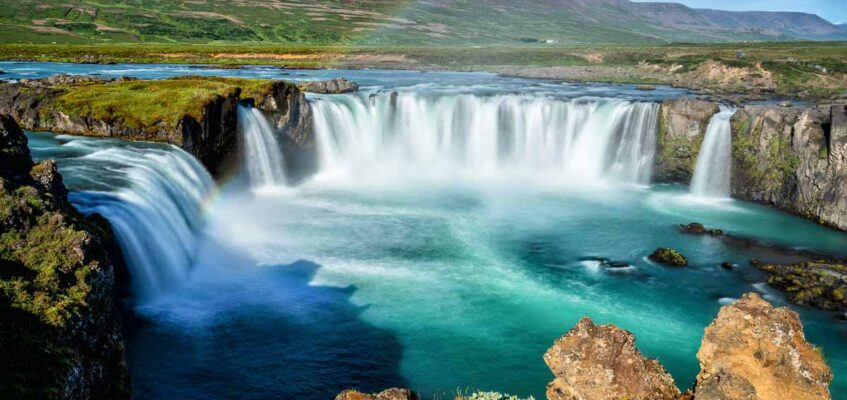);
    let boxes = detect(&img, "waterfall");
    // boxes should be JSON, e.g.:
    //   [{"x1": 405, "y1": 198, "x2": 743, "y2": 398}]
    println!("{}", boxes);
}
[
  {"x1": 69, "y1": 146, "x2": 215, "y2": 303},
  {"x1": 690, "y1": 106, "x2": 735, "y2": 198},
  {"x1": 237, "y1": 104, "x2": 286, "y2": 187},
  {"x1": 310, "y1": 92, "x2": 659, "y2": 185}
]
